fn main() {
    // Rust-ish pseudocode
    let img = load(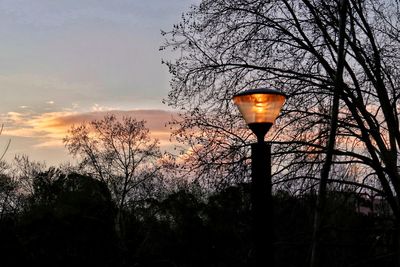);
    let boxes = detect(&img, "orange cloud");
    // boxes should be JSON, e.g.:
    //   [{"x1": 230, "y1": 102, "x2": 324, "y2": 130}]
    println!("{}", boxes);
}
[{"x1": 2, "y1": 109, "x2": 177, "y2": 149}]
